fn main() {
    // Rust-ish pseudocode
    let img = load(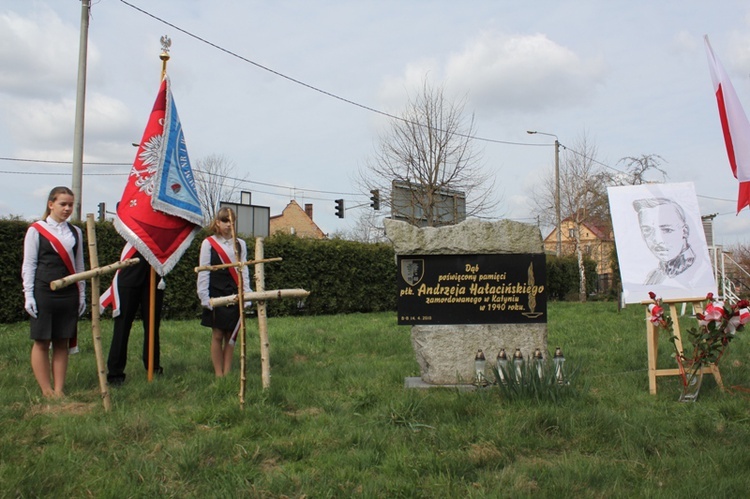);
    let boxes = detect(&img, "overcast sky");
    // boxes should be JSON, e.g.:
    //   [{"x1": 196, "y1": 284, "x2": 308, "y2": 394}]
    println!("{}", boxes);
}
[{"x1": 2, "y1": 0, "x2": 750, "y2": 246}]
